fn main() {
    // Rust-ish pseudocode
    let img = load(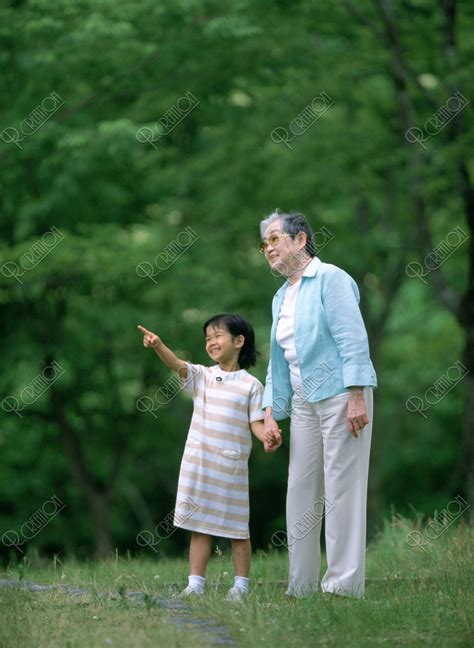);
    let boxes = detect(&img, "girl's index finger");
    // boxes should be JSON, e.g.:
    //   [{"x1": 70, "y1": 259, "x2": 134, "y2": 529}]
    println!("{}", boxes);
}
[{"x1": 137, "y1": 325, "x2": 150, "y2": 335}]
